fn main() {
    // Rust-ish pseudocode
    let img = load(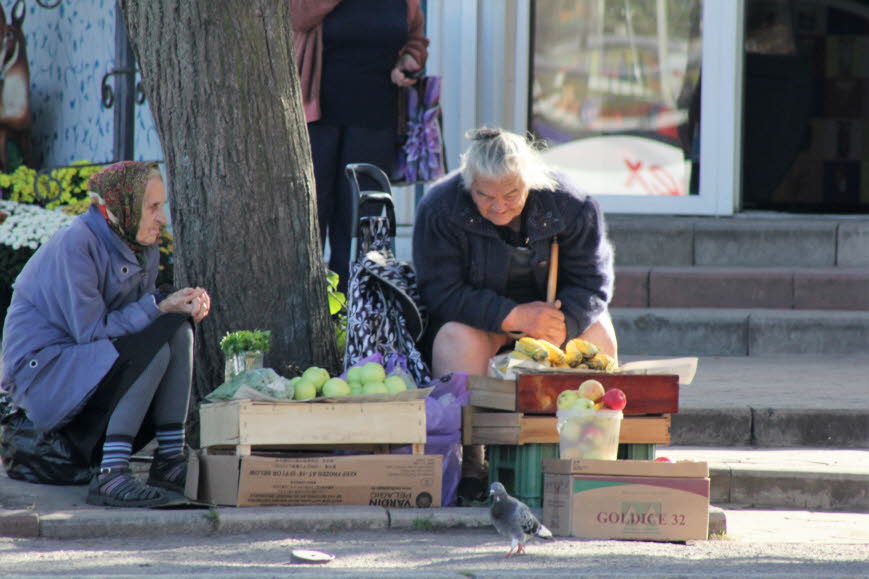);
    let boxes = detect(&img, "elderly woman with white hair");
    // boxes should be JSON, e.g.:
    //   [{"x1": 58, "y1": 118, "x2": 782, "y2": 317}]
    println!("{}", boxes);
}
[
  {"x1": 413, "y1": 127, "x2": 617, "y2": 376},
  {"x1": 412, "y1": 128, "x2": 617, "y2": 493}
]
